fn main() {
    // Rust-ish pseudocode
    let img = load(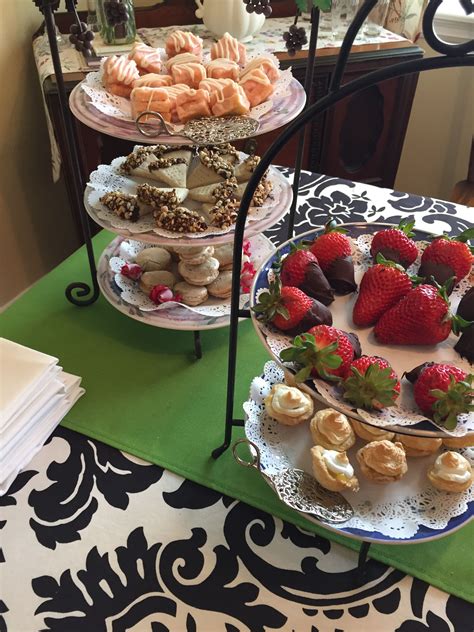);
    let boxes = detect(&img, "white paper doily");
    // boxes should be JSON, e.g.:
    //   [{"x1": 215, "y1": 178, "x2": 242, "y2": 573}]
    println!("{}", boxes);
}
[
  {"x1": 87, "y1": 153, "x2": 283, "y2": 240},
  {"x1": 243, "y1": 361, "x2": 474, "y2": 540},
  {"x1": 108, "y1": 235, "x2": 273, "y2": 317},
  {"x1": 252, "y1": 232, "x2": 473, "y2": 436},
  {"x1": 82, "y1": 52, "x2": 293, "y2": 130}
]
